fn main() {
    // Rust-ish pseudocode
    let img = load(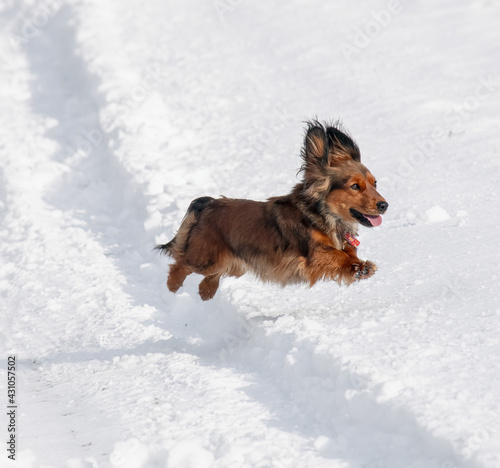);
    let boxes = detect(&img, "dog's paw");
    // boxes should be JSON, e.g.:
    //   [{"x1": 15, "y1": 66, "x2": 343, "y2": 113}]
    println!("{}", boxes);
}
[
  {"x1": 352, "y1": 260, "x2": 377, "y2": 280},
  {"x1": 167, "y1": 277, "x2": 183, "y2": 293}
]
